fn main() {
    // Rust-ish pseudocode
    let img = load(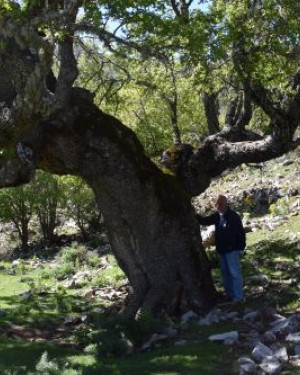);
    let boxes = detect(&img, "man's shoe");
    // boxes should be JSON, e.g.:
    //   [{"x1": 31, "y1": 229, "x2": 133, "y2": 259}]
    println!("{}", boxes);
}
[
  {"x1": 232, "y1": 297, "x2": 246, "y2": 305},
  {"x1": 217, "y1": 295, "x2": 232, "y2": 304}
]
